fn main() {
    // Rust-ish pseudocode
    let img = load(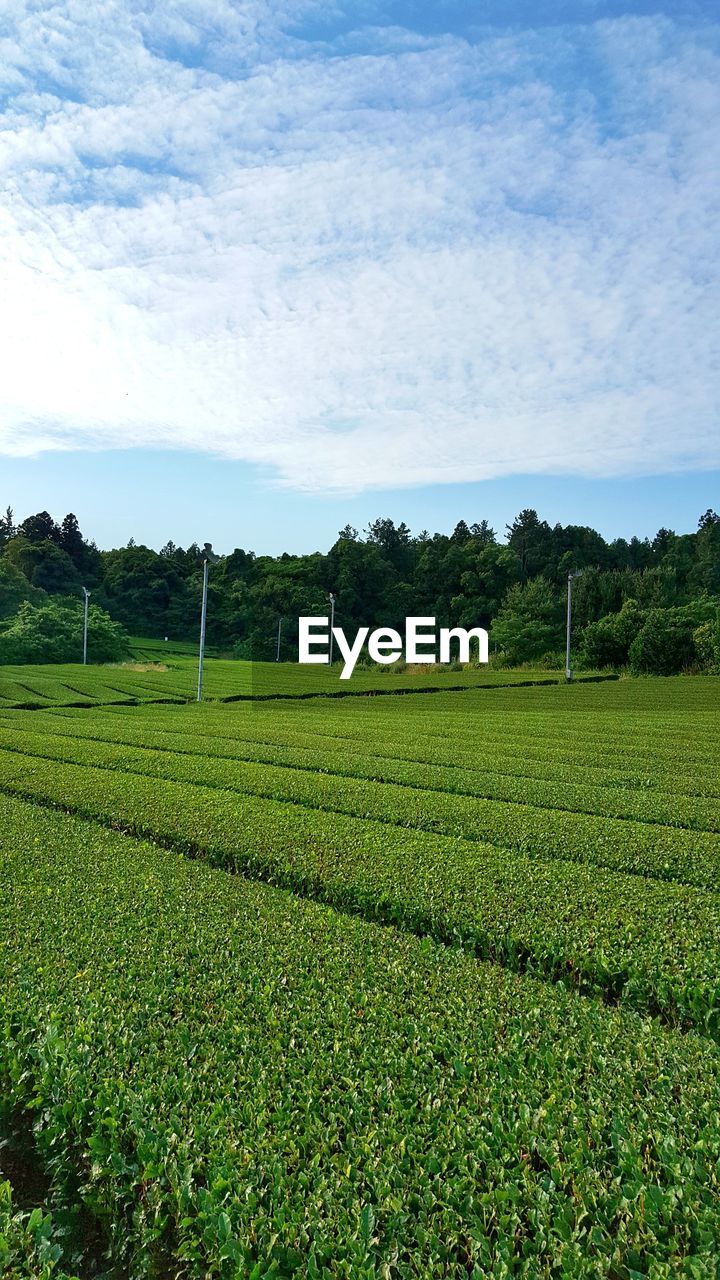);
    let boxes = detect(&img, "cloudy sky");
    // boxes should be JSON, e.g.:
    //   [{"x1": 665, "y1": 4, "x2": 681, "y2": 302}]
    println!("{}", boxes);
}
[{"x1": 1, "y1": 0, "x2": 718, "y2": 550}]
